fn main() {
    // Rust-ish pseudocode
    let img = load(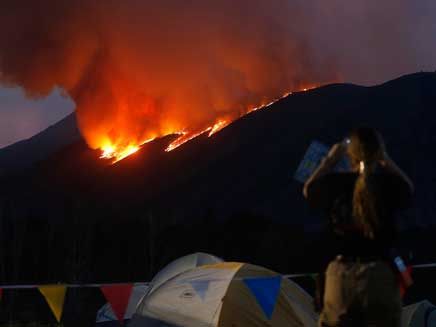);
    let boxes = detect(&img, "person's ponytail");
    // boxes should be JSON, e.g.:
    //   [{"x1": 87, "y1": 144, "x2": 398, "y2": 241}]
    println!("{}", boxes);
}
[{"x1": 352, "y1": 161, "x2": 383, "y2": 239}]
